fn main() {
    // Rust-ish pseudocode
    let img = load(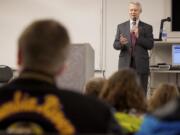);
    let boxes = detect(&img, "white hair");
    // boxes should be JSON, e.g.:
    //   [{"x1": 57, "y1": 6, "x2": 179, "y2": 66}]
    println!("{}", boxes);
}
[{"x1": 129, "y1": 1, "x2": 142, "y2": 13}]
